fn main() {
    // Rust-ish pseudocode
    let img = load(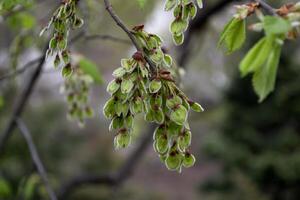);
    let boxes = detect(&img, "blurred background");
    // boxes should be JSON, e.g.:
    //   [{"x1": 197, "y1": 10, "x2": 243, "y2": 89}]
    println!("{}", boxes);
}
[{"x1": 1, "y1": 0, "x2": 300, "y2": 199}]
